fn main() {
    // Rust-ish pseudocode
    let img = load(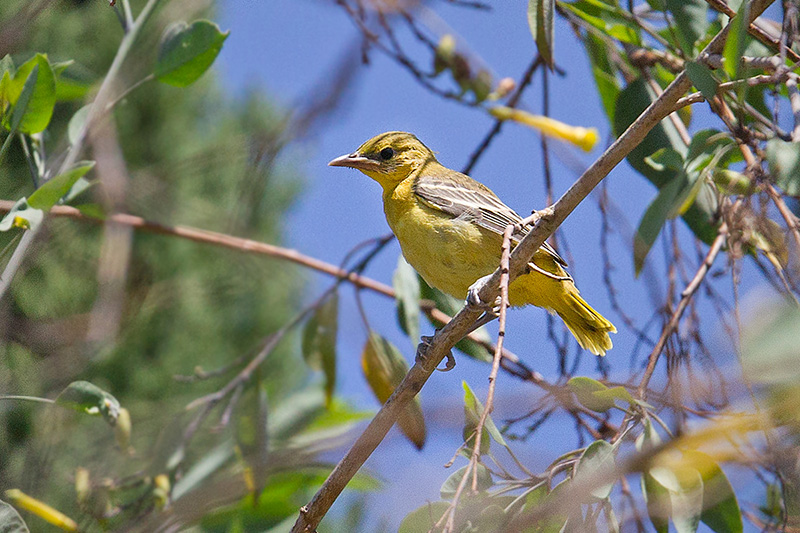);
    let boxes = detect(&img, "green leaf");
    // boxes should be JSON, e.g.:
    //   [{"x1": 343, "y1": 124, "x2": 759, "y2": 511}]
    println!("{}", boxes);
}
[
  {"x1": 67, "y1": 104, "x2": 91, "y2": 146},
  {"x1": 398, "y1": 501, "x2": 450, "y2": 533},
  {"x1": 0, "y1": 55, "x2": 14, "y2": 78},
  {"x1": 722, "y1": 0, "x2": 749, "y2": 80},
  {"x1": 462, "y1": 381, "x2": 507, "y2": 457},
  {"x1": 0, "y1": 198, "x2": 43, "y2": 232},
  {"x1": 766, "y1": 139, "x2": 800, "y2": 196},
  {"x1": 568, "y1": 376, "x2": 631, "y2": 412},
  {"x1": 575, "y1": 440, "x2": 616, "y2": 500},
  {"x1": 642, "y1": 472, "x2": 671, "y2": 533},
  {"x1": 741, "y1": 303, "x2": 800, "y2": 384},
  {"x1": 361, "y1": 332, "x2": 426, "y2": 449},
  {"x1": 527, "y1": 0, "x2": 555, "y2": 67},
  {"x1": 440, "y1": 464, "x2": 492, "y2": 499},
  {"x1": 28, "y1": 161, "x2": 95, "y2": 210},
  {"x1": 666, "y1": 0, "x2": 708, "y2": 54},
  {"x1": 0, "y1": 498, "x2": 29, "y2": 533},
  {"x1": 171, "y1": 440, "x2": 234, "y2": 501},
  {"x1": 634, "y1": 173, "x2": 685, "y2": 275},
  {"x1": 0, "y1": 66, "x2": 36, "y2": 161},
  {"x1": 393, "y1": 256, "x2": 420, "y2": 346},
  {"x1": 155, "y1": 20, "x2": 229, "y2": 87},
  {"x1": 1, "y1": 54, "x2": 56, "y2": 134},
  {"x1": 583, "y1": 33, "x2": 620, "y2": 120},
  {"x1": 645, "y1": 147, "x2": 684, "y2": 172},
  {"x1": 559, "y1": 1, "x2": 641, "y2": 45},
  {"x1": 301, "y1": 292, "x2": 338, "y2": 406},
  {"x1": 650, "y1": 465, "x2": 704, "y2": 533},
  {"x1": 55, "y1": 380, "x2": 121, "y2": 426},
  {"x1": 683, "y1": 451, "x2": 743, "y2": 533},
  {"x1": 685, "y1": 61, "x2": 718, "y2": 101}
]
